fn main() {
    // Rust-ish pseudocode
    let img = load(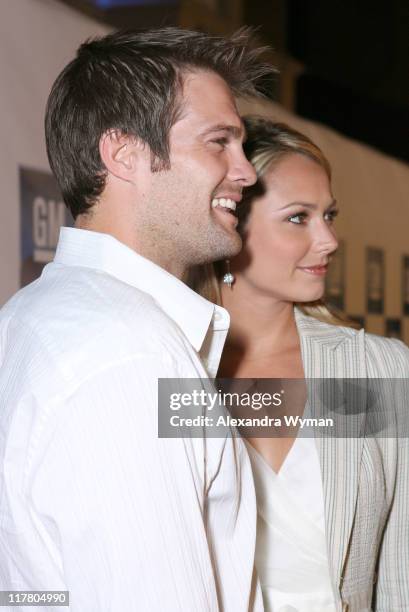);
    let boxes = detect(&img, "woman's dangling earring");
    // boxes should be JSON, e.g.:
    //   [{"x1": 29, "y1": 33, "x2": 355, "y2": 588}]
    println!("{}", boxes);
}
[{"x1": 222, "y1": 260, "x2": 235, "y2": 289}]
